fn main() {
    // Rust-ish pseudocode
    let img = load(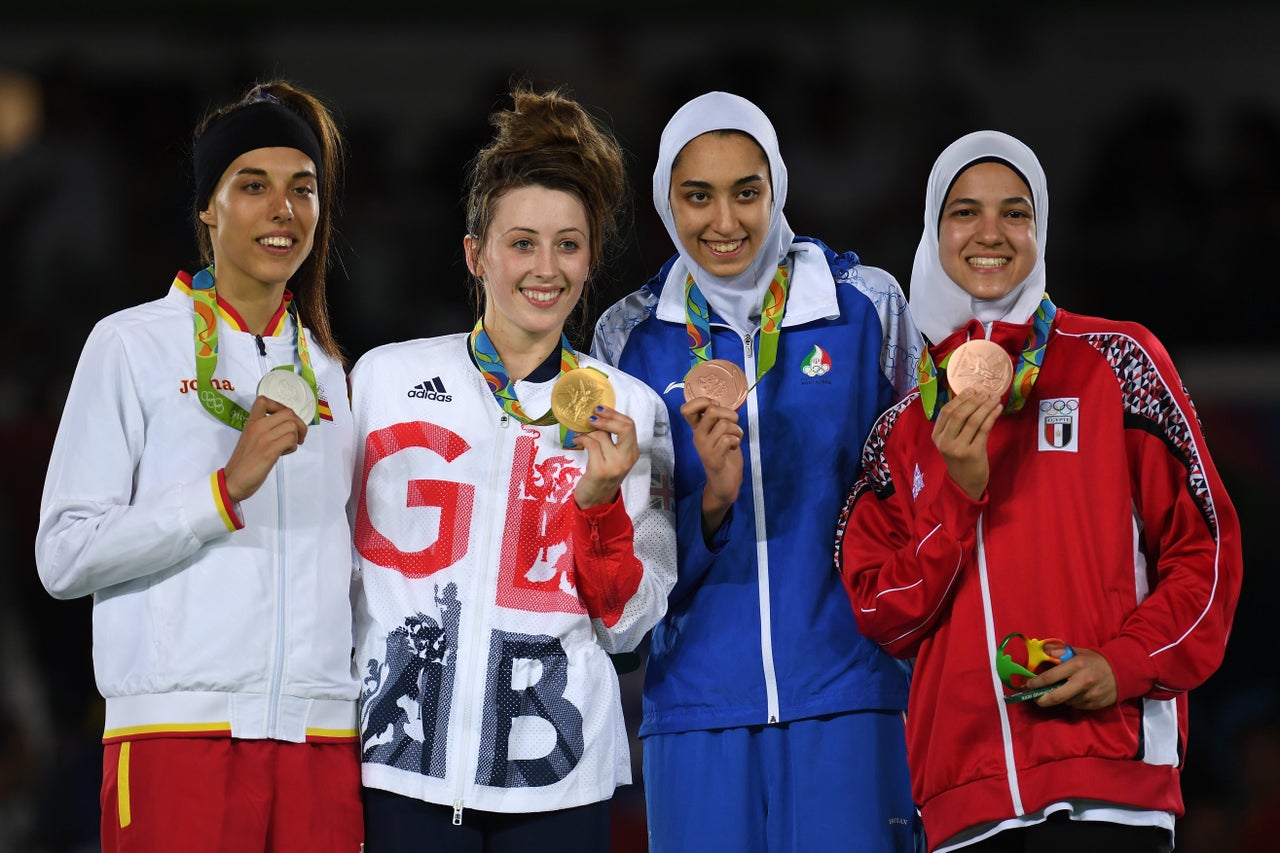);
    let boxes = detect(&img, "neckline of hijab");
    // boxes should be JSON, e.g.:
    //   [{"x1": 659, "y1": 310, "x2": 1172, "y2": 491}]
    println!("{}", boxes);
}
[
  {"x1": 652, "y1": 91, "x2": 796, "y2": 334},
  {"x1": 908, "y1": 130, "x2": 1049, "y2": 346}
]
